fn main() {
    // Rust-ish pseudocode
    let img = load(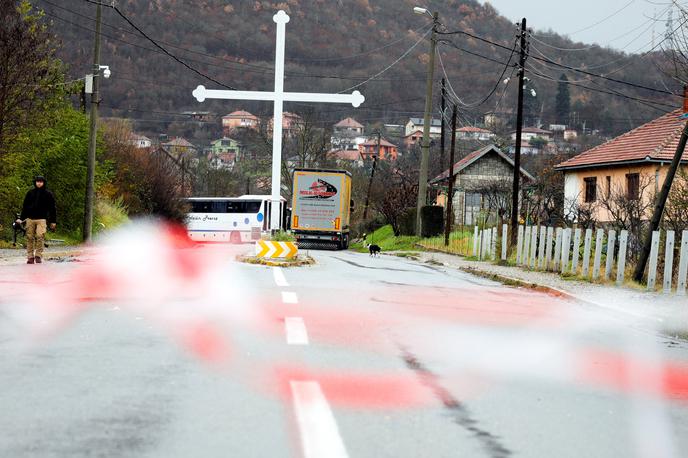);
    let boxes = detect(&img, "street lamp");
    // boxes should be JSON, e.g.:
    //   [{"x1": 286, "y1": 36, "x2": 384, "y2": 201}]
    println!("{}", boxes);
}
[
  {"x1": 99, "y1": 65, "x2": 111, "y2": 79},
  {"x1": 414, "y1": 5, "x2": 439, "y2": 237}
]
